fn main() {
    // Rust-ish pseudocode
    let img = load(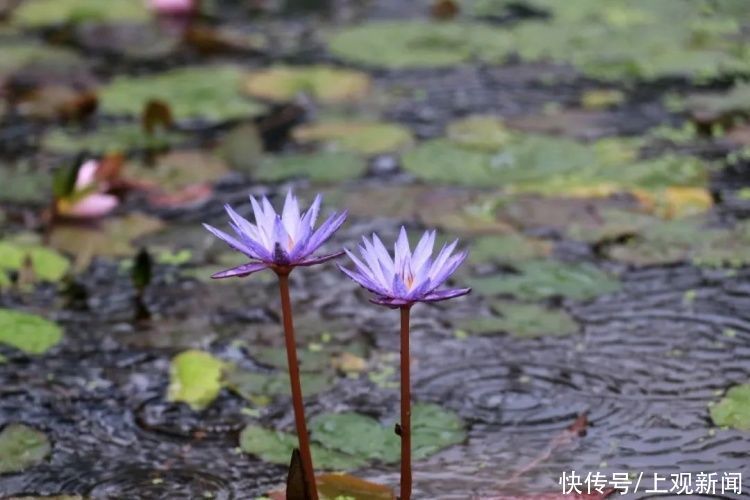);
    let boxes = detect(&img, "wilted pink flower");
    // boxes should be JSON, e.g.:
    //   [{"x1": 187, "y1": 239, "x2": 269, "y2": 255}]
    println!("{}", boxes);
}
[
  {"x1": 146, "y1": 0, "x2": 195, "y2": 15},
  {"x1": 204, "y1": 190, "x2": 347, "y2": 278},
  {"x1": 57, "y1": 160, "x2": 118, "y2": 219},
  {"x1": 339, "y1": 227, "x2": 470, "y2": 308}
]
